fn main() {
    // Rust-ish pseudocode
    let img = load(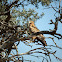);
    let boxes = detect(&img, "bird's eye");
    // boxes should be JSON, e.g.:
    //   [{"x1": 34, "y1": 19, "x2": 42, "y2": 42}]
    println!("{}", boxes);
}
[{"x1": 45, "y1": 41, "x2": 46, "y2": 42}]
